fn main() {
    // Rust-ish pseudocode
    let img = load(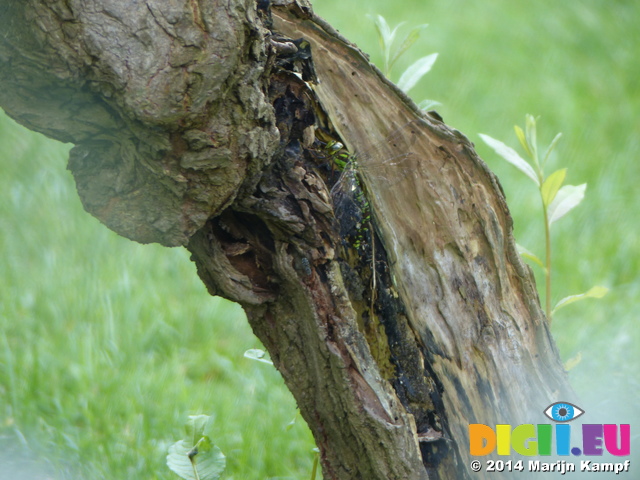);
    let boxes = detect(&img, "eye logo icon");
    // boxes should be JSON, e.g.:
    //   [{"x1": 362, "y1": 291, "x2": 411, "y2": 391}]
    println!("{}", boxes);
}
[{"x1": 544, "y1": 402, "x2": 585, "y2": 422}]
